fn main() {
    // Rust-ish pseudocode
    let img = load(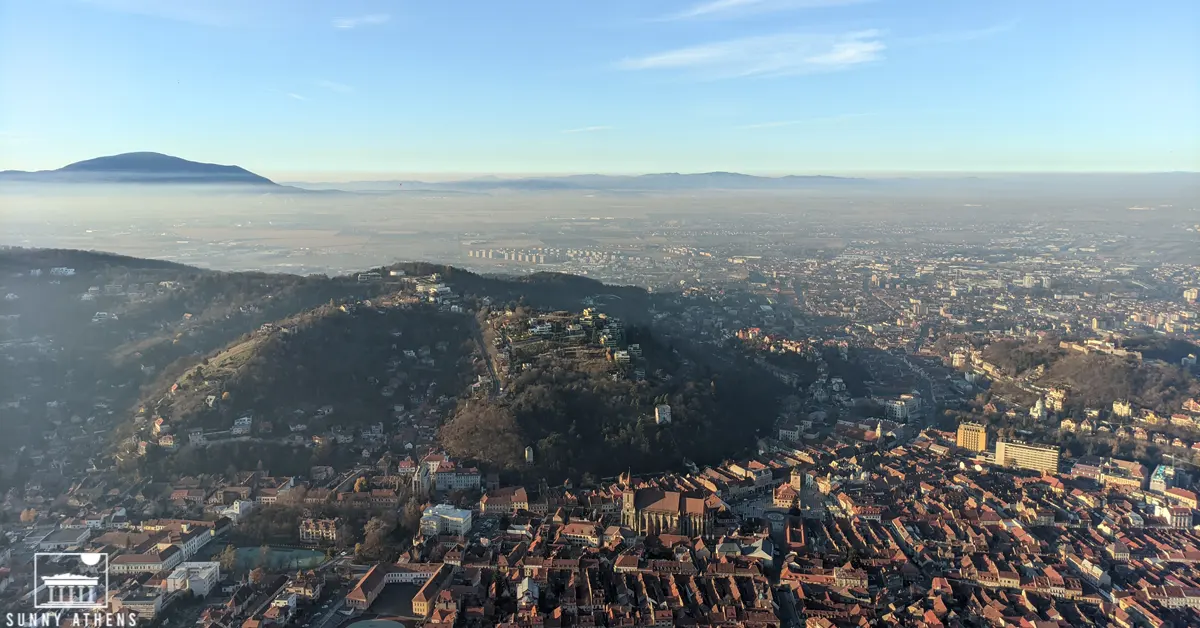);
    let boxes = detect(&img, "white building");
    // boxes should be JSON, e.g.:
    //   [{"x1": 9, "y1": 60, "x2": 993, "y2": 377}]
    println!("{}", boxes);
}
[
  {"x1": 231, "y1": 416, "x2": 253, "y2": 435},
  {"x1": 655, "y1": 404, "x2": 672, "y2": 425},
  {"x1": 1150, "y1": 465, "x2": 1178, "y2": 494},
  {"x1": 411, "y1": 464, "x2": 433, "y2": 496},
  {"x1": 517, "y1": 577, "x2": 539, "y2": 610},
  {"x1": 419, "y1": 504, "x2": 473, "y2": 537},
  {"x1": 37, "y1": 527, "x2": 92, "y2": 551},
  {"x1": 166, "y1": 562, "x2": 221, "y2": 597},
  {"x1": 221, "y1": 500, "x2": 256, "y2": 523},
  {"x1": 885, "y1": 394, "x2": 922, "y2": 422},
  {"x1": 111, "y1": 547, "x2": 183, "y2": 574},
  {"x1": 111, "y1": 589, "x2": 163, "y2": 619},
  {"x1": 438, "y1": 468, "x2": 481, "y2": 491}
]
